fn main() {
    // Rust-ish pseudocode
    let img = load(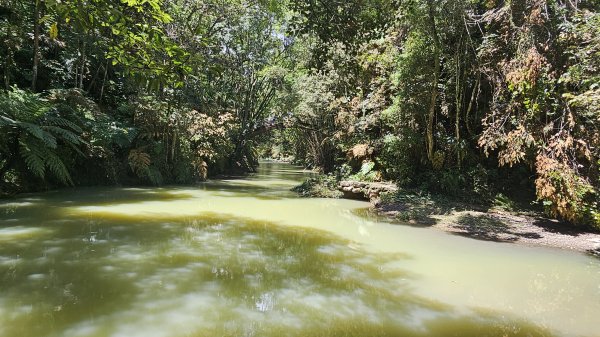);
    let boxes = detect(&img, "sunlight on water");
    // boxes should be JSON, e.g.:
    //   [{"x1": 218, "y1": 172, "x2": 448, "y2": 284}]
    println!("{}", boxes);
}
[
  {"x1": 0, "y1": 162, "x2": 599, "y2": 337},
  {"x1": 0, "y1": 226, "x2": 51, "y2": 240}
]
